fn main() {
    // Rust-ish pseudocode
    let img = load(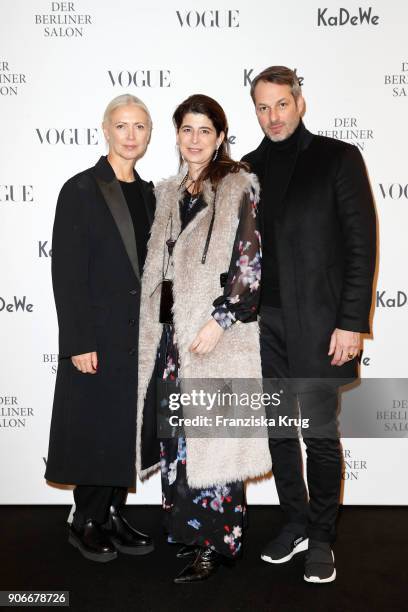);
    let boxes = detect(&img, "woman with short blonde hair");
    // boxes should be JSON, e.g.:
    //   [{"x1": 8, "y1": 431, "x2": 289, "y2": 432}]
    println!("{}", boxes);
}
[{"x1": 46, "y1": 94, "x2": 155, "y2": 562}]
